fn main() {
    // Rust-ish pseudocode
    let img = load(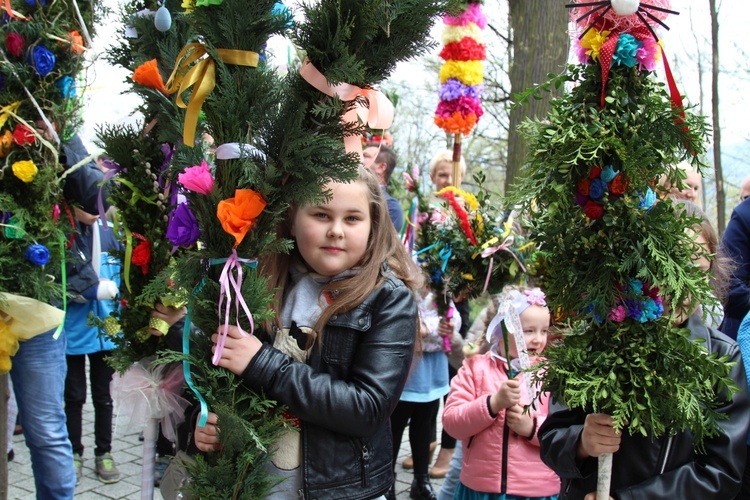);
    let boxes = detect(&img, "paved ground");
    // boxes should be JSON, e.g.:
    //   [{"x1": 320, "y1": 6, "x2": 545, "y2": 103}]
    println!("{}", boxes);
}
[{"x1": 7, "y1": 397, "x2": 447, "y2": 499}]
